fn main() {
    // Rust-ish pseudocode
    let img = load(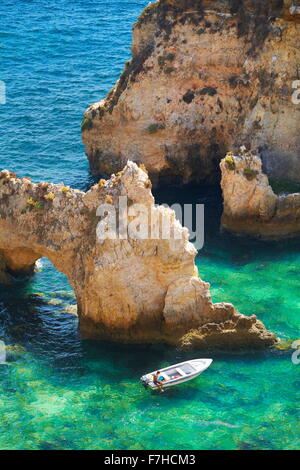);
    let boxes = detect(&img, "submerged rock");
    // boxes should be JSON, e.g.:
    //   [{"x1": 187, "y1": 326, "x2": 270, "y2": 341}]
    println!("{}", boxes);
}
[
  {"x1": 0, "y1": 162, "x2": 276, "y2": 349},
  {"x1": 220, "y1": 151, "x2": 300, "y2": 239},
  {"x1": 5, "y1": 344, "x2": 27, "y2": 361},
  {"x1": 274, "y1": 339, "x2": 295, "y2": 351},
  {"x1": 48, "y1": 298, "x2": 64, "y2": 306},
  {"x1": 63, "y1": 304, "x2": 78, "y2": 316},
  {"x1": 49, "y1": 290, "x2": 76, "y2": 300},
  {"x1": 82, "y1": 0, "x2": 300, "y2": 186},
  {"x1": 5, "y1": 344, "x2": 26, "y2": 354}
]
